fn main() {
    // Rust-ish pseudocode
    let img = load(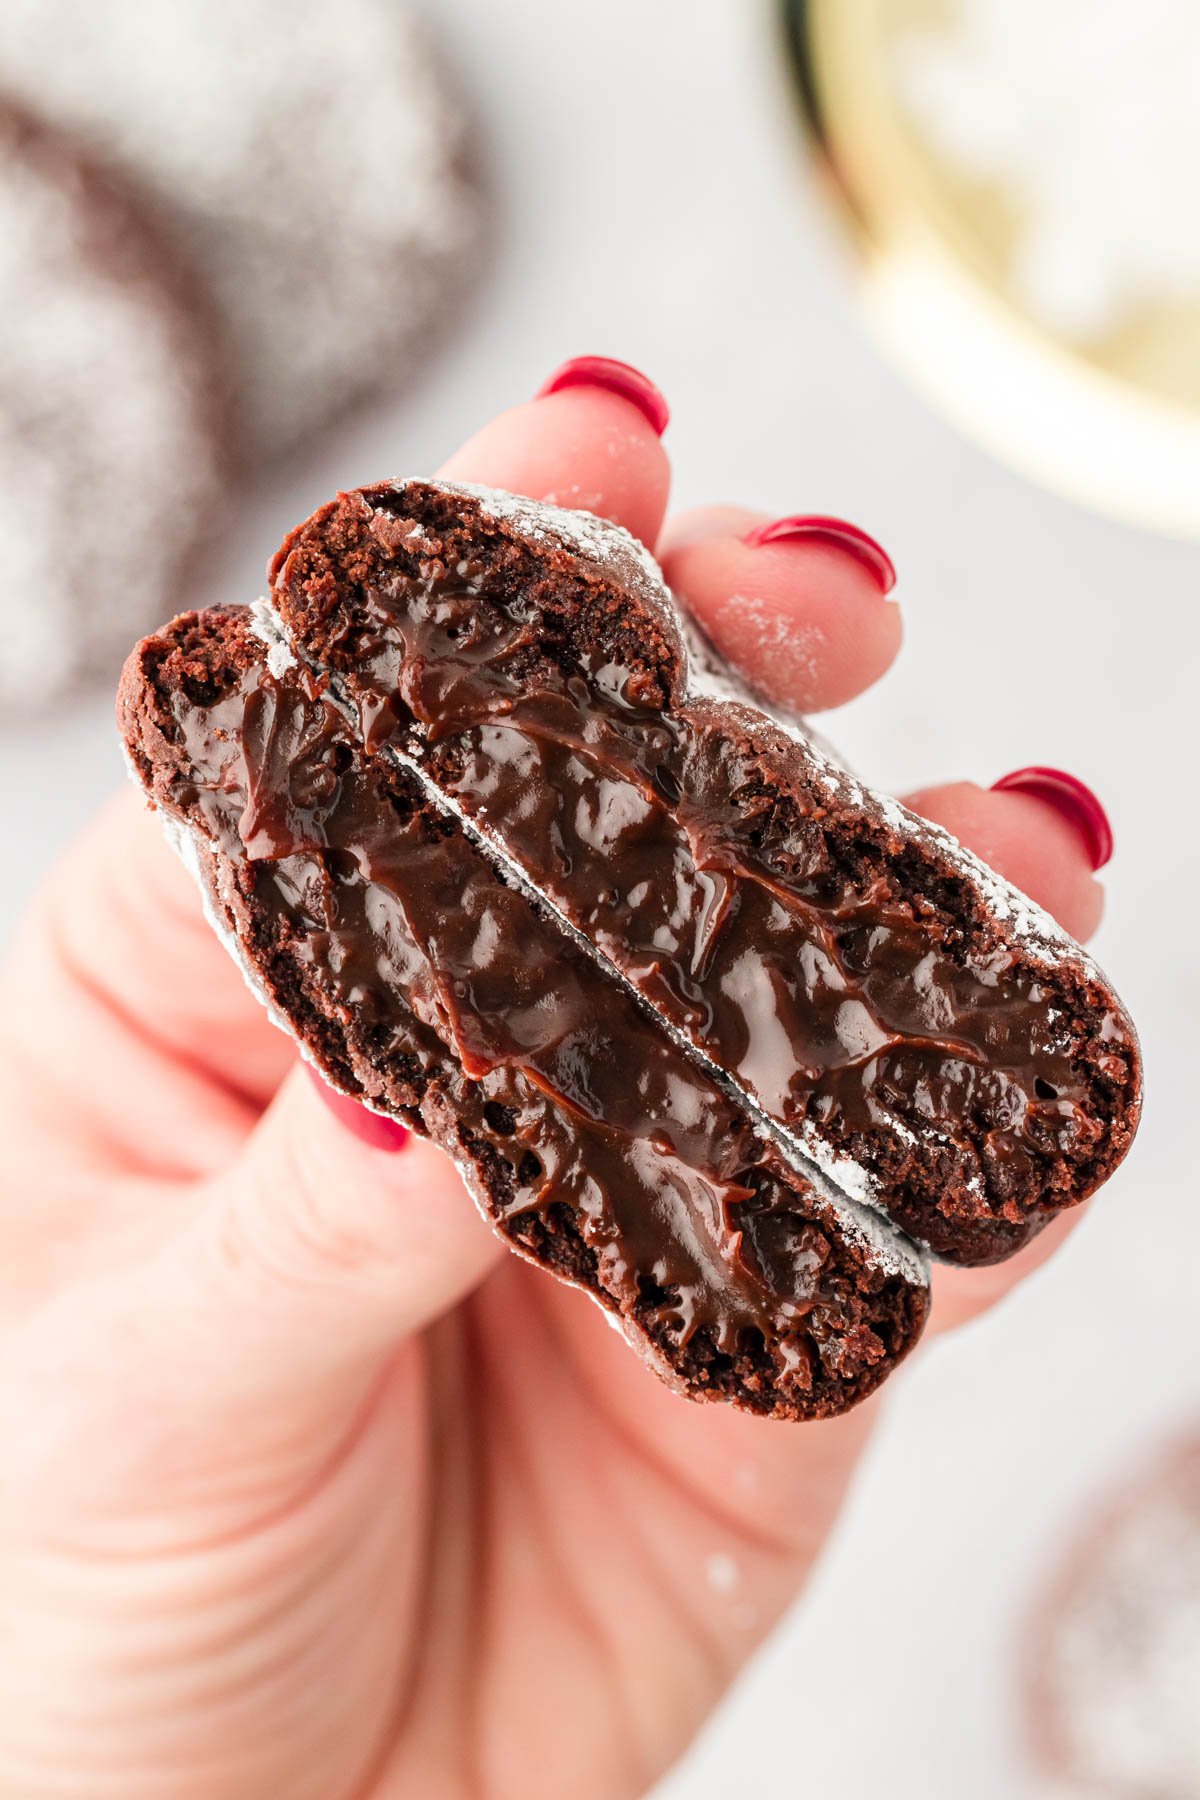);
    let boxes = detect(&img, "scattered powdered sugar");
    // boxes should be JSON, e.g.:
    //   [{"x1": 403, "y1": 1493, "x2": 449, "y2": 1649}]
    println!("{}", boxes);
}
[
  {"x1": 248, "y1": 597, "x2": 298, "y2": 679},
  {"x1": 265, "y1": 639, "x2": 297, "y2": 682},
  {"x1": 673, "y1": 546, "x2": 1086, "y2": 972},
  {"x1": 733, "y1": 1462, "x2": 761, "y2": 1497},
  {"x1": 857, "y1": 774, "x2": 1083, "y2": 965},
  {"x1": 705, "y1": 1551, "x2": 740, "y2": 1595},
  {"x1": 0, "y1": 107, "x2": 222, "y2": 706},
  {"x1": 703, "y1": 1550, "x2": 761, "y2": 1631},
  {"x1": 1033, "y1": 1437, "x2": 1200, "y2": 1797},
  {"x1": 679, "y1": 608, "x2": 847, "y2": 769},
  {"x1": 713, "y1": 591, "x2": 827, "y2": 704},
  {"x1": 0, "y1": 1, "x2": 480, "y2": 459}
]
